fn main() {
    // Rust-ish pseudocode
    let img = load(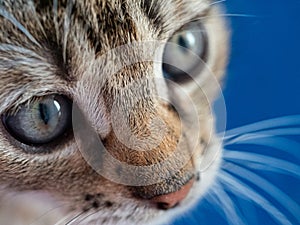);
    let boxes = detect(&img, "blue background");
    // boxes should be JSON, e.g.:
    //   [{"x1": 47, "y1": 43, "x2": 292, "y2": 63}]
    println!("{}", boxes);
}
[{"x1": 172, "y1": 1, "x2": 300, "y2": 225}]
